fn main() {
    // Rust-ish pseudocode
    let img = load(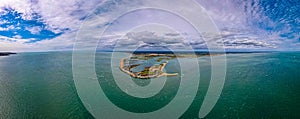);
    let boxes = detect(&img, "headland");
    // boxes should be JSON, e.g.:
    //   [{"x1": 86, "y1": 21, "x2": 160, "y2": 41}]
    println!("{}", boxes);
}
[{"x1": 0, "y1": 52, "x2": 17, "y2": 56}]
